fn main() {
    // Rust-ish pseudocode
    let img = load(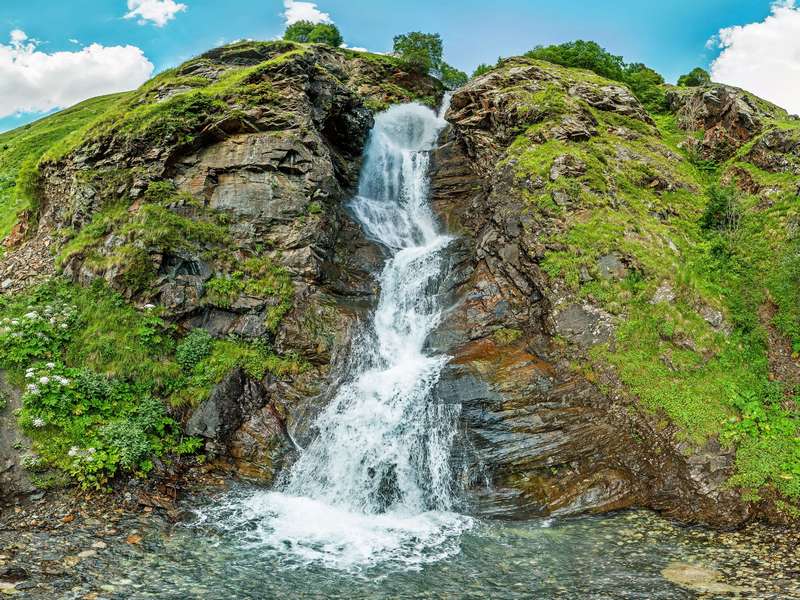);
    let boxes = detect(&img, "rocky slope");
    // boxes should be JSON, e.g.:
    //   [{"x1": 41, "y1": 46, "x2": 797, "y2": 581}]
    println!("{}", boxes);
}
[{"x1": 430, "y1": 57, "x2": 800, "y2": 526}]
